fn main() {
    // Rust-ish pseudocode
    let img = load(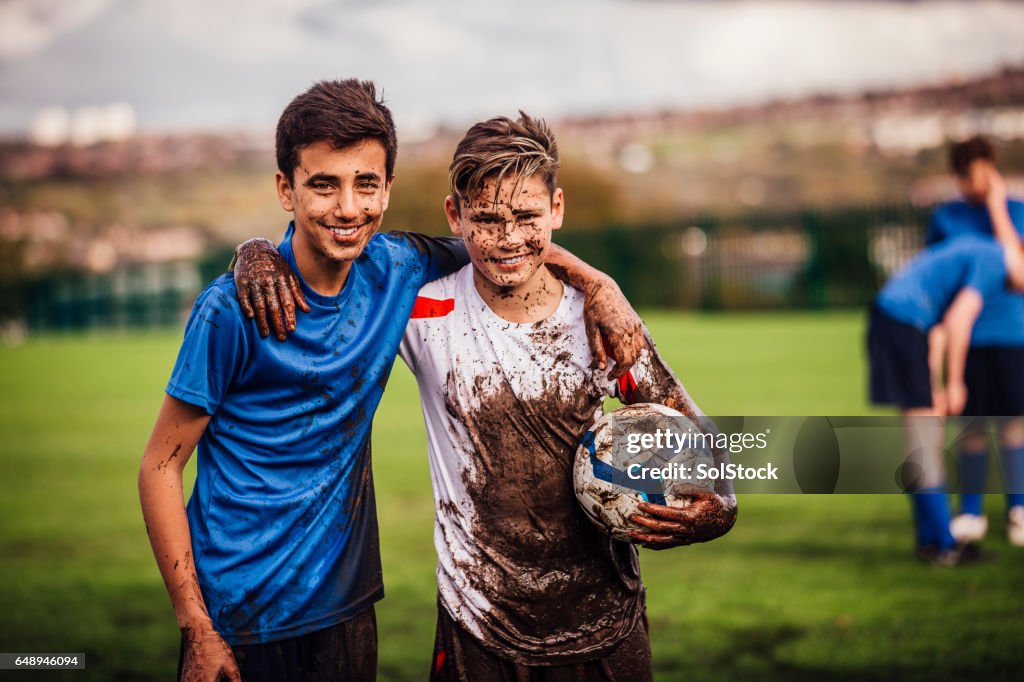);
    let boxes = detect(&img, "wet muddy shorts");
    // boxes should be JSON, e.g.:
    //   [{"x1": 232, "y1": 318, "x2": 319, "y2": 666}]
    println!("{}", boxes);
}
[
  {"x1": 177, "y1": 605, "x2": 377, "y2": 682},
  {"x1": 428, "y1": 602, "x2": 652, "y2": 682}
]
